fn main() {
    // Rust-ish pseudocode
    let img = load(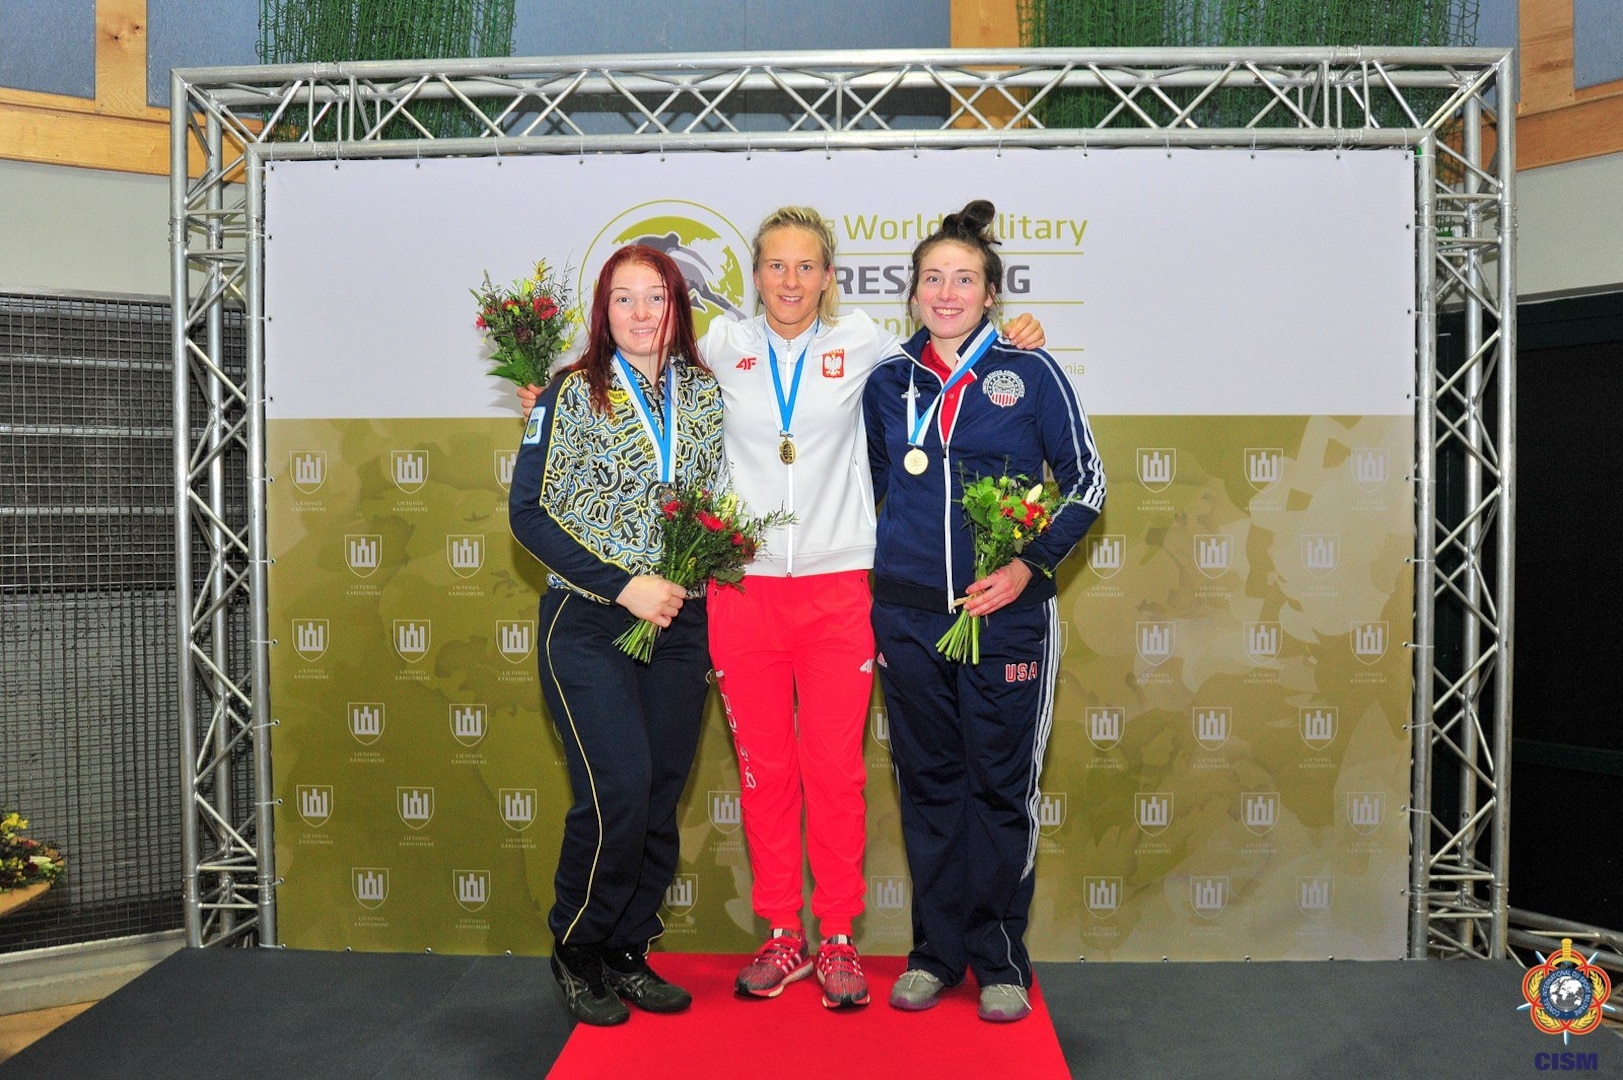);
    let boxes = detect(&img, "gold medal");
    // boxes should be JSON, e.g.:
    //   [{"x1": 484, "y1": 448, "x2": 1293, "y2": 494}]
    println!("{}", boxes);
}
[
  {"x1": 904, "y1": 448, "x2": 929, "y2": 475},
  {"x1": 779, "y1": 437, "x2": 797, "y2": 465}
]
